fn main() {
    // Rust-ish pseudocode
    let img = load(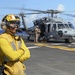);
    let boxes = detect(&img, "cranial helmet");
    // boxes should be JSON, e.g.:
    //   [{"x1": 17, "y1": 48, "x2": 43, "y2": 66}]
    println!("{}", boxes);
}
[{"x1": 2, "y1": 14, "x2": 20, "y2": 27}]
